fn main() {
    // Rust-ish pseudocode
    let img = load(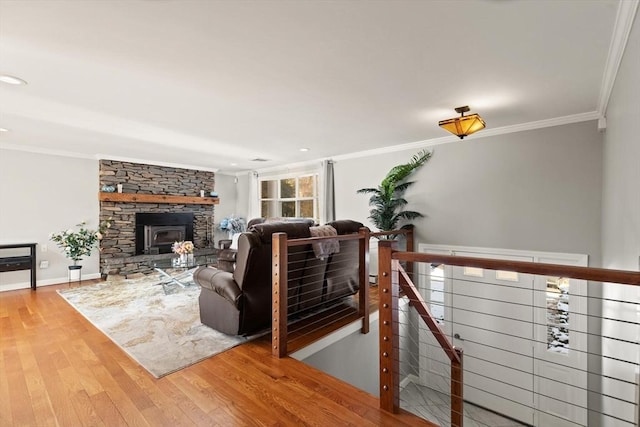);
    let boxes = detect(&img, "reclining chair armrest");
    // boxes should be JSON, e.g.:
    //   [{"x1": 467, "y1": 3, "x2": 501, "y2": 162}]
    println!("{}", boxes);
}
[
  {"x1": 217, "y1": 248, "x2": 237, "y2": 273},
  {"x1": 193, "y1": 266, "x2": 242, "y2": 309}
]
